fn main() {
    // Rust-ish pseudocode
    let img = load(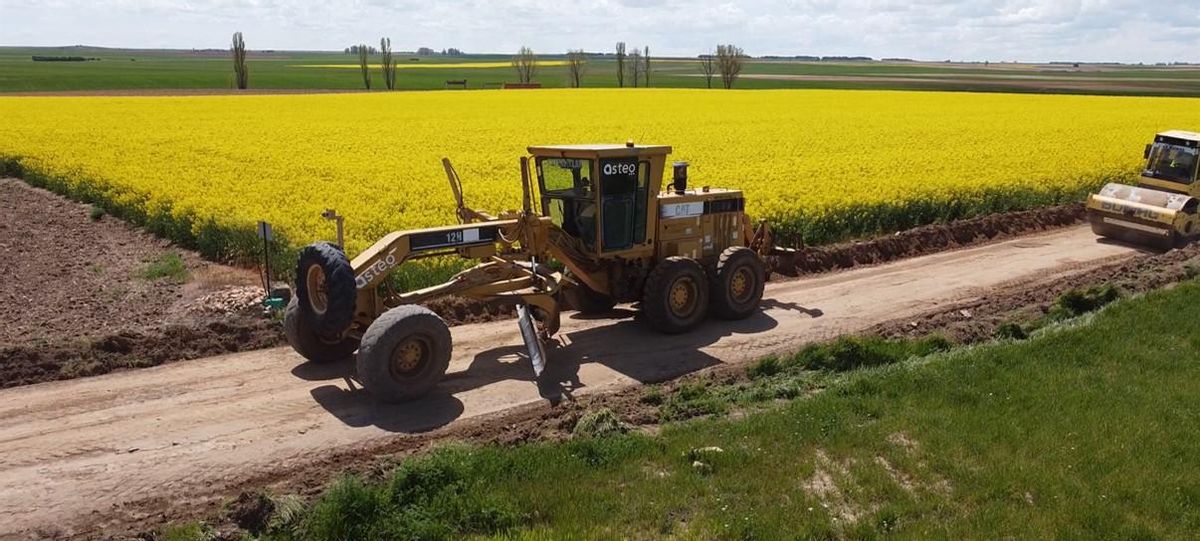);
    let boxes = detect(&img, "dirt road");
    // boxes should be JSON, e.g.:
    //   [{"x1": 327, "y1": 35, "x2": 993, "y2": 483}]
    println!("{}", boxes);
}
[{"x1": 1, "y1": 225, "x2": 1141, "y2": 539}]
